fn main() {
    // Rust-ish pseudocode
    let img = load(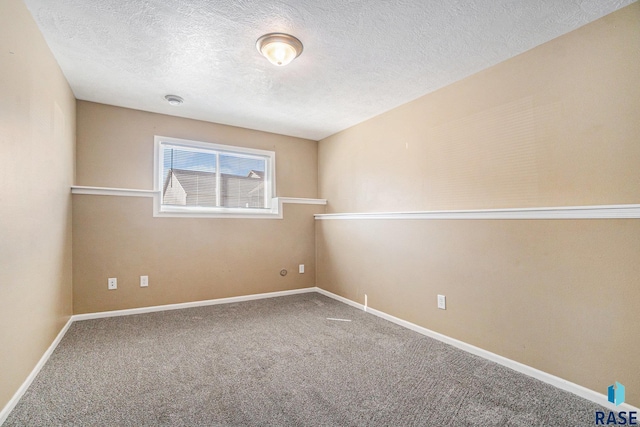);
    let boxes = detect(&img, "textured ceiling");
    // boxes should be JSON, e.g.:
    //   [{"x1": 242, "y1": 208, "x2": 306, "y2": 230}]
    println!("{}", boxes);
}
[{"x1": 23, "y1": 0, "x2": 634, "y2": 140}]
